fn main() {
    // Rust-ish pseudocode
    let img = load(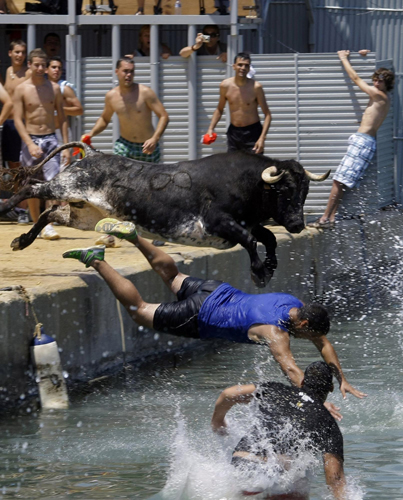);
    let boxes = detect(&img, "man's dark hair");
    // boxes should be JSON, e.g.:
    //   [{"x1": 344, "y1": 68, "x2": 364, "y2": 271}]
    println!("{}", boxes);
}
[
  {"x1": 303, "y1": 361, "x2": 333, "y2": 400},
  {"x1": 202, "y1": 24, "x2": 220, "y2": 35},
  {"x1": 47, "y1": 55, "x2": 63, "y2": 67},
  {"x1": 234, "y1": 52, "x2": 251, "y2": 64},
  {"x1": 372, "y1": 67, "x2": 395, "y2": 91},
  {"x1": 116, "y1": 57, "x2": 134, "y2": 69},
  {"x1": 28, "y1": 48, "x2": 47, "y2": 64},
  {"x1": 10, "y1": 39, "x2": 27, "y2": 51},
  {"x1": 44, "y1": 33, "x2": 61, "y2": 44},
  {"x1": 298, "y1": 303, "x2": 330, "y2": 336}
]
